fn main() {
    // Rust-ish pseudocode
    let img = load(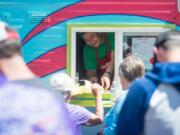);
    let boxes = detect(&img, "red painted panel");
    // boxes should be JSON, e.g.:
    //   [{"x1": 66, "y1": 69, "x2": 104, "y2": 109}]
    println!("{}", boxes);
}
[
  {"x1": 27, "y1": 46, "x2": 66, "y2": 77},
  {"x1": 22, "y1": 0, "x2": 180, "y2": 45}
]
